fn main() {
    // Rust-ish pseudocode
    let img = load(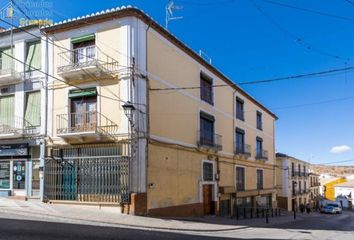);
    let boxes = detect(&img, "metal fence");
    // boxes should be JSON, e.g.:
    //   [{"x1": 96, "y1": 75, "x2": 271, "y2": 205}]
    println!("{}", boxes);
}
[{"x1": 44, "y1": 144, "x2": 130, "y2": 203}]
